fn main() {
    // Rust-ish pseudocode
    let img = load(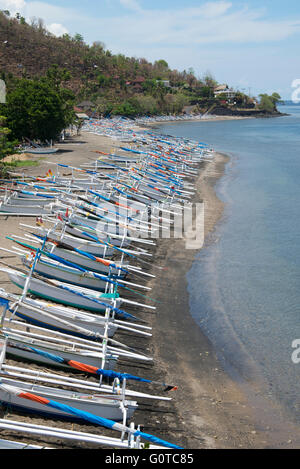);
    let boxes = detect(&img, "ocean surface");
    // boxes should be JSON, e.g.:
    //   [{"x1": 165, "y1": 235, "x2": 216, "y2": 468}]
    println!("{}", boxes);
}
[{"x1": 158, "y1": 104, "x2": 300, "y2": 427}]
